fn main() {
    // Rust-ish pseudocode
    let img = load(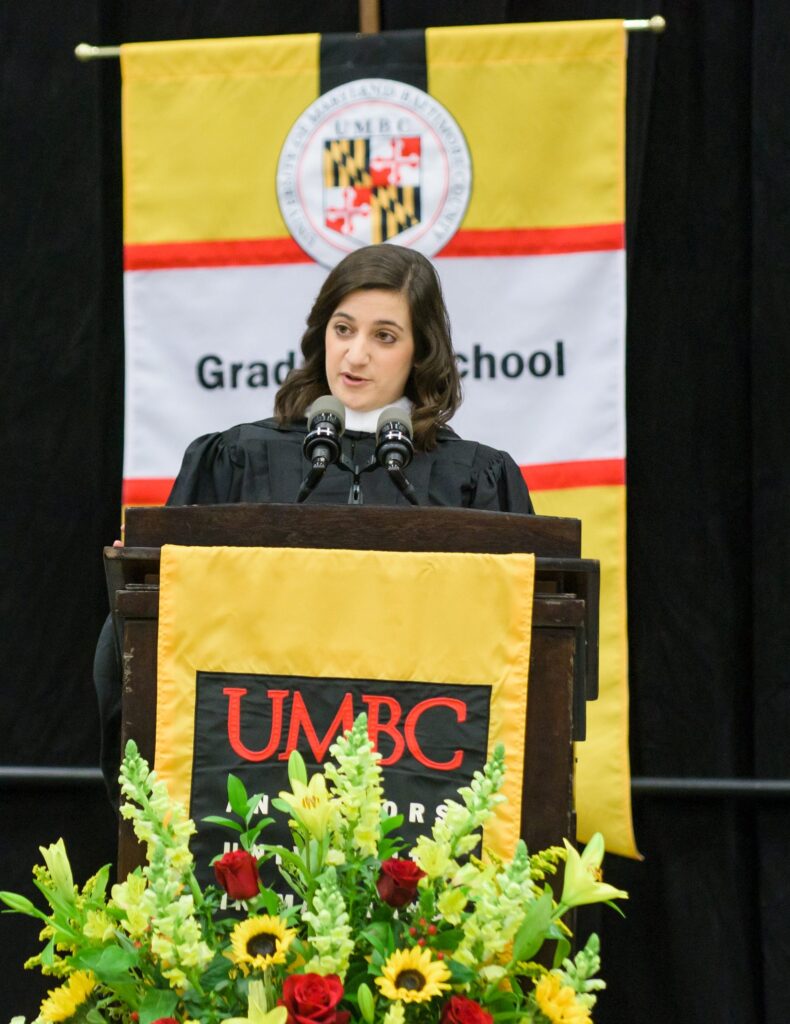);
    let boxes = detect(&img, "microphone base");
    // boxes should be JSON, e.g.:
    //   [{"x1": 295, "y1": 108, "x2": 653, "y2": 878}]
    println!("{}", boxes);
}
[
  {"x1": 386, "y1": 462, "x2": 419, "y2": 506},
  {"x1": 296, "y1": 458, "x2": 328, "y2": 503}
]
